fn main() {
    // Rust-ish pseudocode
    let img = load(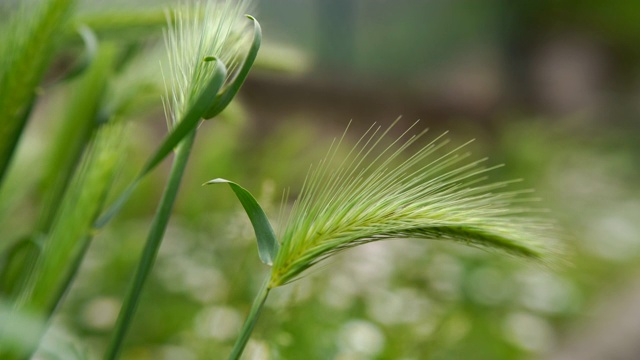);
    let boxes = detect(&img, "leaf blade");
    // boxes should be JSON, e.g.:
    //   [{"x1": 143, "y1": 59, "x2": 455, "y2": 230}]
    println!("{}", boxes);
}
[
  {"x1": 203, "y1": 15, "x2": 261, "y2": 119},
  {"x1": 142, "y1": 58, "x2": 227, "y2": 174},
  {"x1": 205, "y1": 178, "x2": 279, "y2": 265},
  {"x1": 94, "y1": 58, "x2": 227, "y2": 228}
]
